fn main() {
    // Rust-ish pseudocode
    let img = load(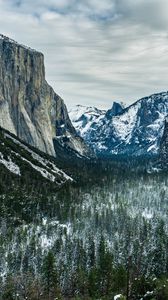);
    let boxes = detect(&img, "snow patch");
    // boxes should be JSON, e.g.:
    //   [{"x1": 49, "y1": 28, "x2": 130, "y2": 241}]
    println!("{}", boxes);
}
[
  {"x1": 142, "y1": 209, "x2": 153, "y2": 220},
  {"x1": 147, "y1": 144, "x2": 158, "y2": 153},
  {"x1": 114, "y1": 294, "x2": 122, "y2": 300},
  {"x1": 0, "y1": 152, "x2": 20, "y2": 176}
]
